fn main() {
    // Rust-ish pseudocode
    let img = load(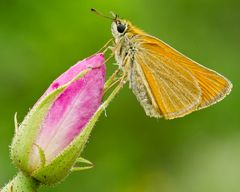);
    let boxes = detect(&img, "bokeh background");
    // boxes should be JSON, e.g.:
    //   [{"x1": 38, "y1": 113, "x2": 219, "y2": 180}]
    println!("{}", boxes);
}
[{"x1": 0, "y1": 0, "x2": 240, "y2": 192}]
